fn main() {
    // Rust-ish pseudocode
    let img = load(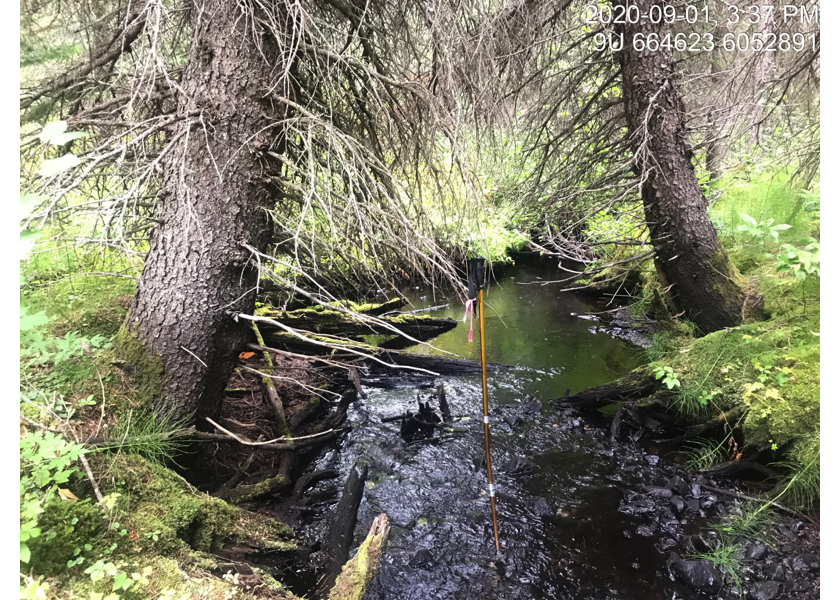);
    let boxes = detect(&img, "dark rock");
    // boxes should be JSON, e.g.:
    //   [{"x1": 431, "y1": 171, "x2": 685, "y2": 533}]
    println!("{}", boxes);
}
[
  {"x1": 764, "y1": 564, "x2": 786, "y2": 582},
  {"x1": 503, "y1": 414, "x2": 524, "y2": 428},
  {"x1": 533, "y1": 497, "x2": 552, "y2": 516},
  {"x1": 749, "y1": 581, "x2": 781, "y2": 600},
  {"x1": 502, "y1": 456, "x2": 535, "y2": 475},
  {"x1": 744, "y1": 541, "x2": 770, "y2": 561},
  {"x1": 644, "y1": 486, "x2": 673, "y2": 499},
  {"x1": 409, "y1": 549, "x2": 435, "y2": 569},
  {"x1": 667, "y1": 475, "x2": 690, "y2": 496},
  {"x1": 701, "y1": 495, "x2": 718, "y2": 509},
  {"x1": 635, "y1": 525, "x2": 655, "y2": 537},
  {"x1": 673, "y1": 559, "x2": 723, "y2": 595},
  {"x1": 791, "y1": 554, "x2": 818, "y2": 572},
  {"x1": 669, "y1": 495, "x2": 685, "y2": 516},
  {"x1": 799, "y1": 553, "x2": 819, "y2": 570},
  {"x1": 690, "y1": 482, "x2": 702, "y2": 498},
  {"x1": 685, "y1": 498, "x2": 700, "y2": 513},
  {"x1": 521, "y1": 401, "x2": 542, "y2": 414}
]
